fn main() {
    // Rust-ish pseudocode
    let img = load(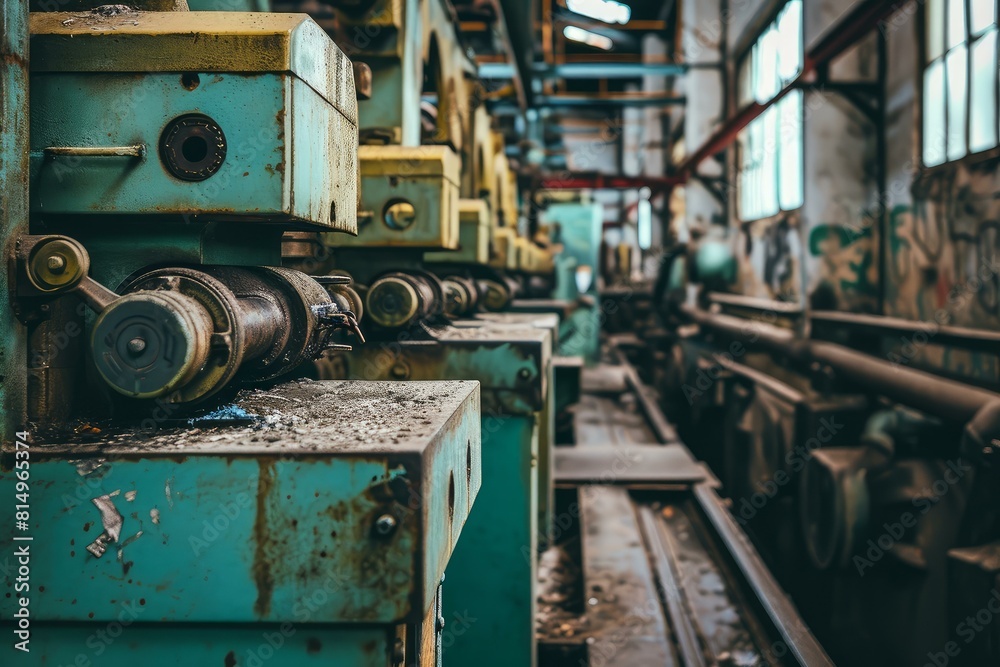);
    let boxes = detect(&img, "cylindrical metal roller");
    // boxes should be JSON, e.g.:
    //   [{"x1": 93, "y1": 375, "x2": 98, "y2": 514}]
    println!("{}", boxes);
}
[
  {"x1": 365, "y1": 271, "x2": 441, "y2": 330},
  {"x1": 91, "y1": 266, "x2": 356, "y2": 403},
  {"x1": 441, "y1": 275, "x2": 480, "y2": 319},
  {"x1": 477, "y1": 278, "x2": 513, "y2": 312}
]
